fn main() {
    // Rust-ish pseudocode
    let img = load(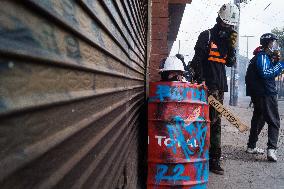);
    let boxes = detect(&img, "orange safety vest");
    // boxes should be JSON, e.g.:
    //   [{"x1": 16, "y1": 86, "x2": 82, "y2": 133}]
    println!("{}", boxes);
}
[{"x1": 207, "y1": 42, "x2": 227, "y2": 64}]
